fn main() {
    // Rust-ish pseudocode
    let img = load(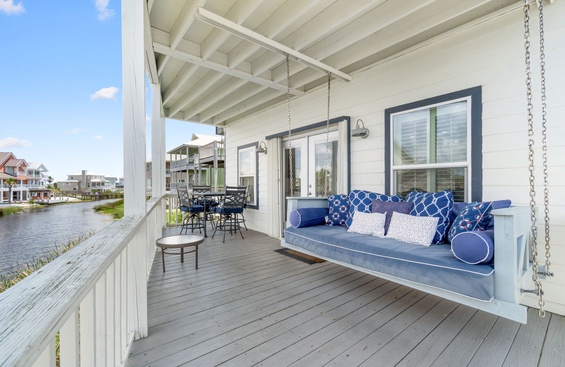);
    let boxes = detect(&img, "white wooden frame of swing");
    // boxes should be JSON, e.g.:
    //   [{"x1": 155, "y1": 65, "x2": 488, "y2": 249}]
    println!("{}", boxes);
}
[{"x1": 283, "y1": 198, "x2": 533, "y2": 323}]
